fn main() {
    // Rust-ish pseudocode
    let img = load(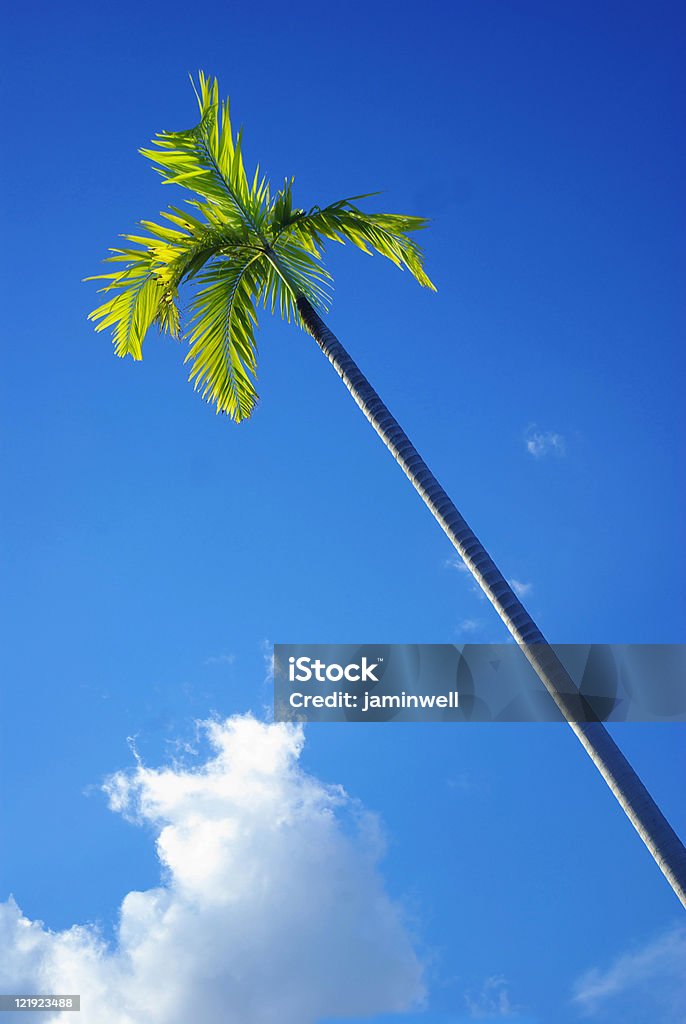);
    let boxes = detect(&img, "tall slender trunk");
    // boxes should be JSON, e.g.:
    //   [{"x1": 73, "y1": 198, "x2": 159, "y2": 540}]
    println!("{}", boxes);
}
[{"x1": 297, "y1": 295, "x2": 686, "y2": 909}]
